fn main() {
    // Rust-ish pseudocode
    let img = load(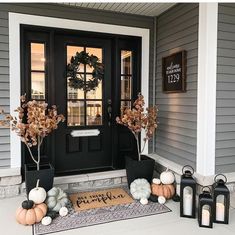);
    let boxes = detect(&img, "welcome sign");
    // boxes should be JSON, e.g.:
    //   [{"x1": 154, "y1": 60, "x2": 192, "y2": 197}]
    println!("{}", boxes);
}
[{"x1": 162, "y1": 50, "x2": 187, "y2": 93}]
